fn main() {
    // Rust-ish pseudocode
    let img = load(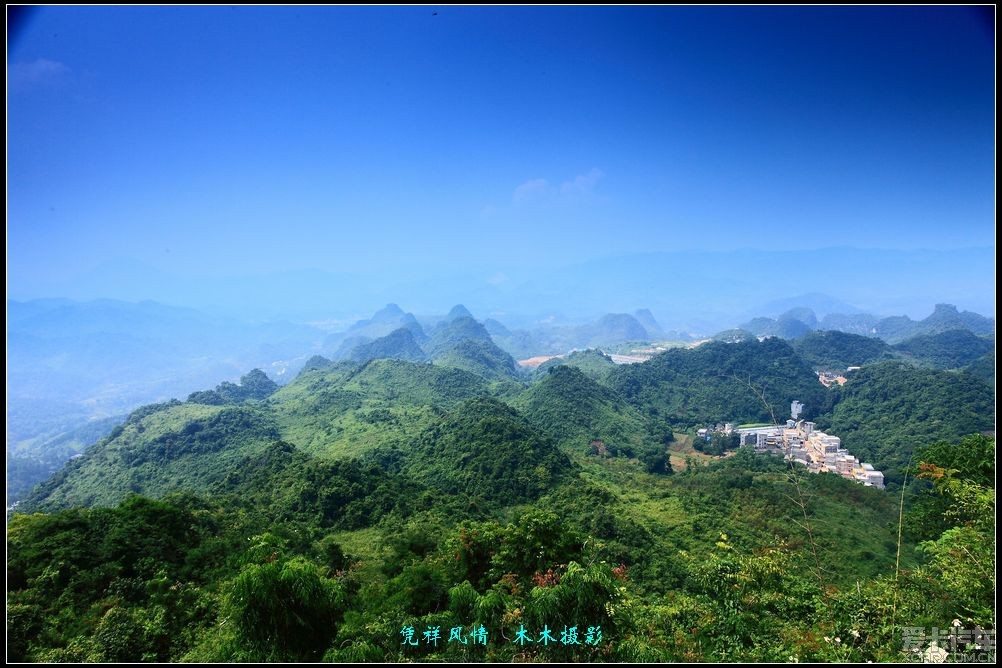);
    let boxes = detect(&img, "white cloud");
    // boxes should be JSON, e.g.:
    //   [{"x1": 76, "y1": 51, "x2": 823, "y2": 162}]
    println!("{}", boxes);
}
[
  {"x1": 559, "y1": 168, "x2": 604, "y2": 197},
  {"x1": 512, "y1": 178, "x2": 553, "y2": 205},
  {"x1": 9, "y1": 58, "x2": 70, "y2": 88},
  {"x1": 512, "y1": 168, "x2": 604, "y2": 206}
]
